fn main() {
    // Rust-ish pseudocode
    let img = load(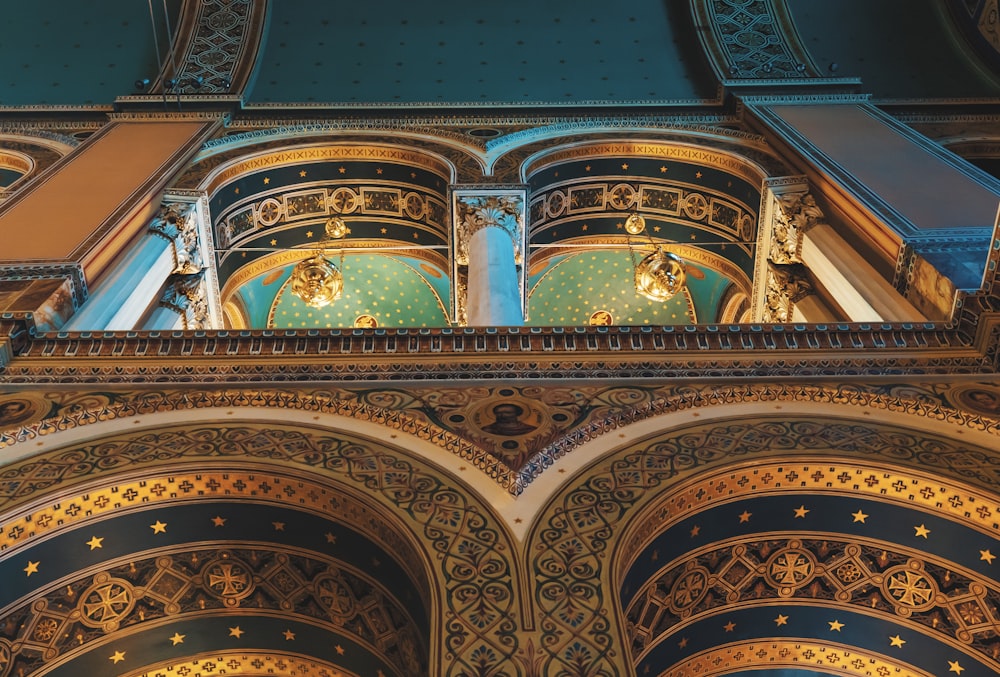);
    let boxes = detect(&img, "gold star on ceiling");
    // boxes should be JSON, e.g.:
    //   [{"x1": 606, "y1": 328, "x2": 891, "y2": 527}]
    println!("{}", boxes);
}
[
  {"x1": 948, "y1": 660, "x2": 965, "y2": 674},
  {"x1": 738, "y1": 510, "x2": 751, "y2": 523},
  {"x1": 150, "y1": 520, "x2": 167, "y2": 534},
  {"x1": 980, "y1": 549, "x2": 996, "y2": 564},
  {"x1": 23, "y1": 561, "x2": 39, "y2": 576},
  {"x1": 229, "y1": 626, "x2": 244, "y2": 638},
  {"x1": 584, "y1": 165, "x2": 591, "y2": 171},
  {"x1": 794, "y1": 505, "x2": 809, "y2": 518},
  {"x1": 889, "y1": 635, "x2": 905, "y2": 648},
  {"x1": 828, "y1": 620, "x2": 844, "y2": 631},
  {"x1": 851, "y1": 509, "x2": 869, "y2": 523},
  {"x1": 338, "y1": 167, "x2": 346, "y2": 174},
  {"x1": 110, "y1": 651, "x2": 126, "y2": 664},
  {"x1": 305, "y1": 231, "x2": 313, "y2": 238},
  {"x1": 723, "y1": 621, "x2": 735, "y2": 632},
  {"x1": 774, "y1": 614, "x2": 788, "y2": 626},
  {"x1": 272, "y1": 521, "x2": 285, "y2": 531},
  {"x1": 914, "y1": 524, "x2": 931, "y2": 538},
  {"x1": 283, "y1": 629, "x2": 296, "y2": 640},
  {"x1": 299, "y1": 170, "x2": 307, "y2": 177},
  {"x1": 211, "y1": 516, "x2": 226, "y2": 527},
  {"x1": 325, "y1": 532, "x2": 336, "y2": 544},
  {"x1": 660, "y1": 166, "x2": 667, "y2": 172},
  {"x1": 335, "y1": 645, "x2": 345, "y2": 655},
  {"x1": 695, "y1": 171, "x2": 703, "y2": 178},
  {"x1": 263, "y1": 177, "x2": 270, "y2": 184},
  {"x1": 677, "y1": 637, "x2": 688, "y2": 648},
  {"x1": 86, "y1": 536, "x2": 104, "y2": 550},
  {"x1": 234, "y1": 187, "x2": 240, "y2": 194},
  {"x1": 689, "y1": 525, "x2": 700, "y2": 537},
  {"x1": 380, "y1": 228, "x2": 387, "y2": 234},
  {"x1": 170, "y1": 633, "x2": 185, "y2": 646},
  {"x1": 621, "y1": 163, "x2": 629, "y2": 170},
  {"x1": 376, "y1": 168, "x2": 383, "y2": 174},
  {"x1": 270, "y1": 239, "x2": 277, "y2": 246}
]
